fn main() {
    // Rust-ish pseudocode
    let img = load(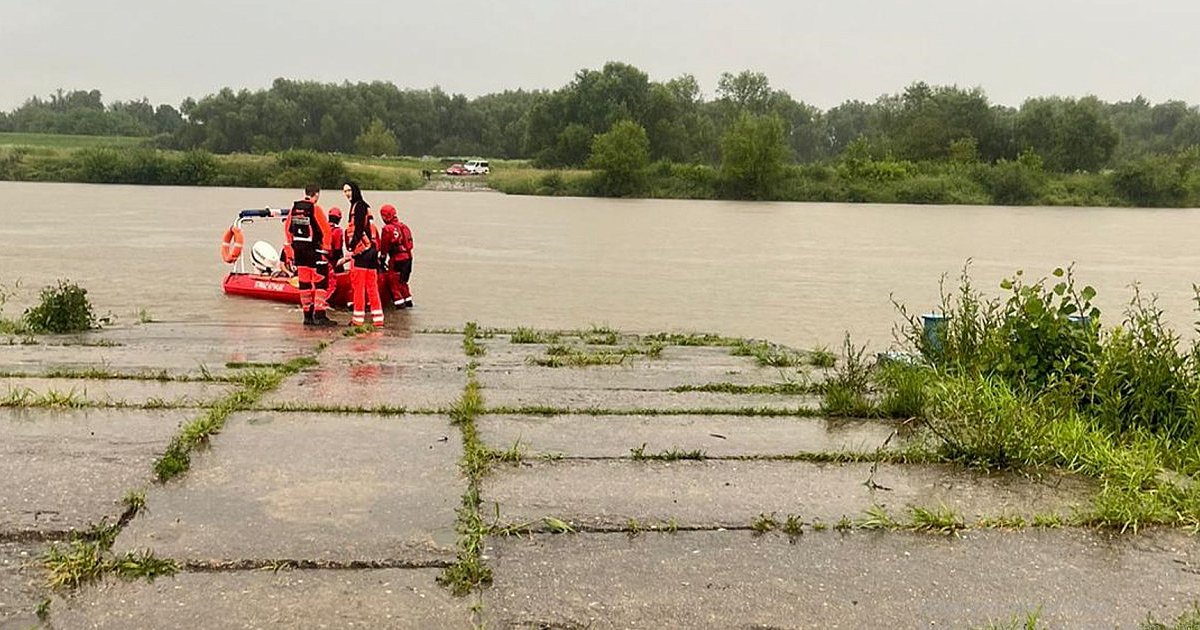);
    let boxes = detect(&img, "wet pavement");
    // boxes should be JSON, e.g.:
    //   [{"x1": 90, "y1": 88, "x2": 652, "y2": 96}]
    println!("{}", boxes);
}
[{"x1": 1, "y1": 324, "x2": 1197, "y2": 628}]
